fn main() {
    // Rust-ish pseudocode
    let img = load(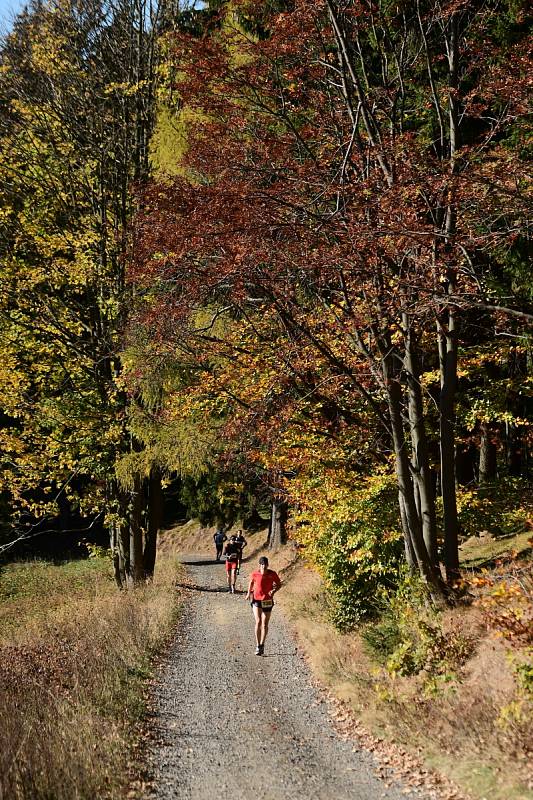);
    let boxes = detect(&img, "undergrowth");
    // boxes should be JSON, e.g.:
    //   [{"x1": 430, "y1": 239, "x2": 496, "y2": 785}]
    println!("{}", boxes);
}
[
  {"x1": 362, "y1": 575, "x2": 474, "y2": 685},
  {"x1": 0, "y1": 550, "x2": 180, "y2": 800},
  {"x1": 354, "y1": 563, "x2": 532, "y2": 798},
  {"x1": 455, "y1": 477, "x2": 533, "y2": 540}
]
